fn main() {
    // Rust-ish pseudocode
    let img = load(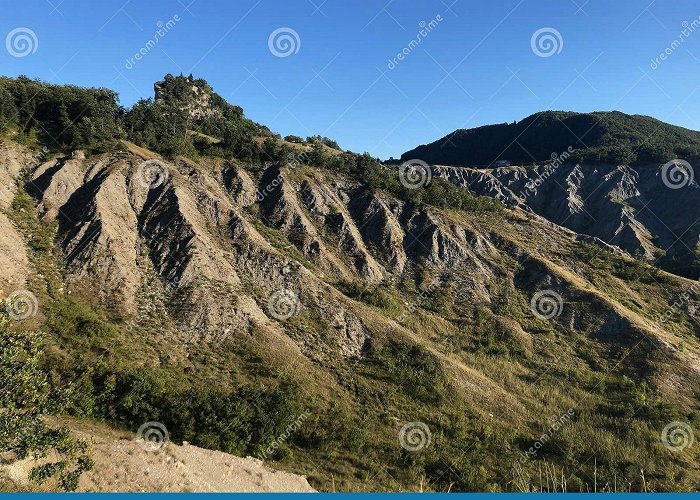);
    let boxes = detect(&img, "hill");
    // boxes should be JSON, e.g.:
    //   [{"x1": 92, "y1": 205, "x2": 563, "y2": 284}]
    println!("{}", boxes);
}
[
  {"x1": 401, "y1": 111, "x2": 700, "y2": 166},
  {"x1": 0, "y1": 76, "x2": 699, "y2": 492}
]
